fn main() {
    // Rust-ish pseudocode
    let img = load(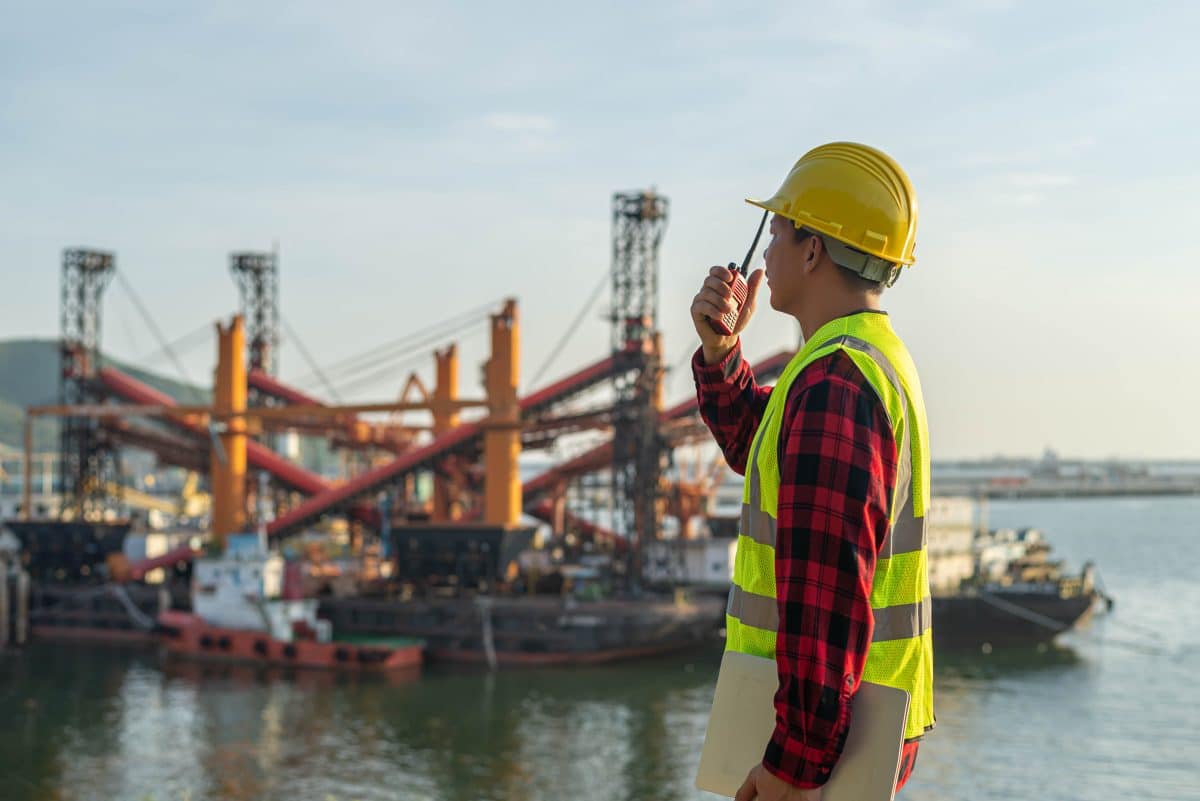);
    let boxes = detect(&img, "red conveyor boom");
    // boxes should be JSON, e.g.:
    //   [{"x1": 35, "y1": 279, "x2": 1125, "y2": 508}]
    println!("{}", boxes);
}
[
  {"x1": 266, "y1": 420, "x2": 484, "y2": 536},
  {"x1": 519, "y1": 355, "x2": 617, "y2": 414},
  {"x1": 247, "y1": 369, "x2": 324, "y2": 407},
  {"x1": 526, "y1": 499, "x2": 628, "y2": 552},
  {"x1": 263, "y1": 354, "x2": 625, "y2": 537},
  {"x1": 125, "y1": 541, "x2": 204, "y2": 582},
  {"x1": 98, "y1": 367, "x2": 331, "y2": 496}
]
